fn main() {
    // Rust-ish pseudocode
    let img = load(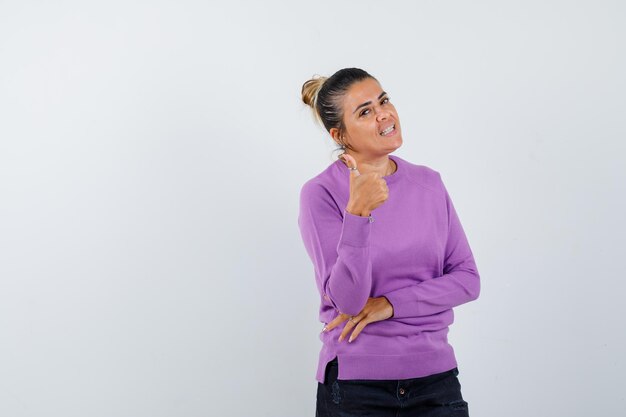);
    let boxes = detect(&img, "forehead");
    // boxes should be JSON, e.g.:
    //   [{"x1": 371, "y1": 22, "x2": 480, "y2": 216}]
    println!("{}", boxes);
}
[{"x1": 342, "y1": 78, "x2": 383, "y2": 108}]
